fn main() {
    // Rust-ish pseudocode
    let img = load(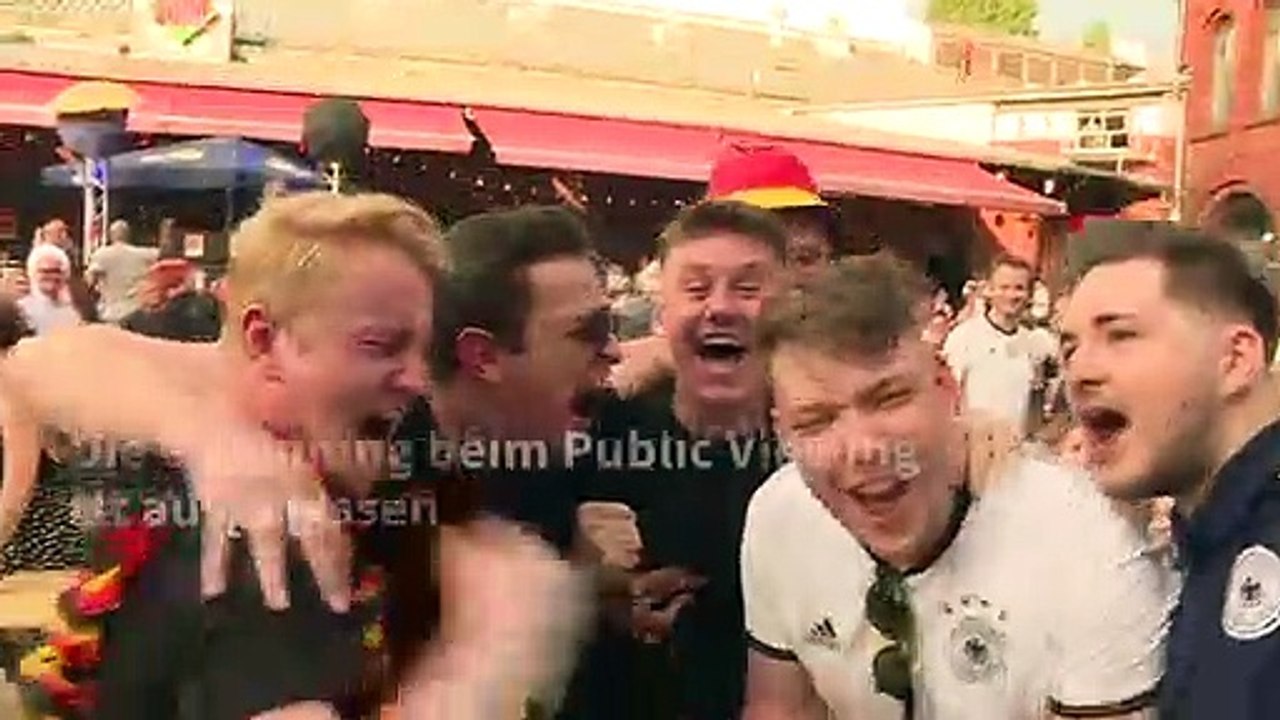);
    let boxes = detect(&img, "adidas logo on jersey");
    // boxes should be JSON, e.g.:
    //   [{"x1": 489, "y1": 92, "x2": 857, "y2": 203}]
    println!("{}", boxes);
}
[{"x1": 805, "y1": 617, "x2": 840, "y2": 650}]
